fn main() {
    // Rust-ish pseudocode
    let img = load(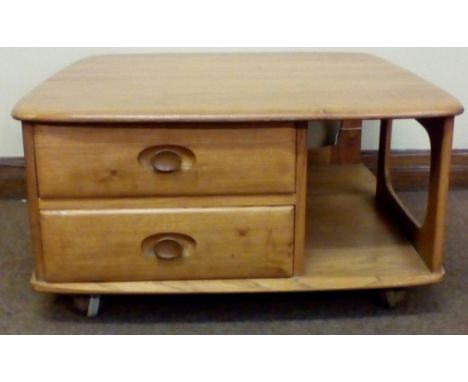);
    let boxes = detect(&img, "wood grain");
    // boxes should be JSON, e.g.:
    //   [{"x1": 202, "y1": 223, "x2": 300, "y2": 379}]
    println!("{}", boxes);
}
[
  {"x1": 40, "y1": 206, "x2": 295, "y2": 283},
  {"x1": 34, "y1": 124, "x2": 296, "y2": 198},
  {"x1": 306, "y1": 165, "x2": 429, "y2": 278},
  {"x1": 31, "y1": 164, "x2": 443, "y2": 295},
  {"x1": 13, "y1": 53, "x2": 463, "y2": 123},
  {"x1": 31, "y1": 270, "x2": 443, "y2": 295}
]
